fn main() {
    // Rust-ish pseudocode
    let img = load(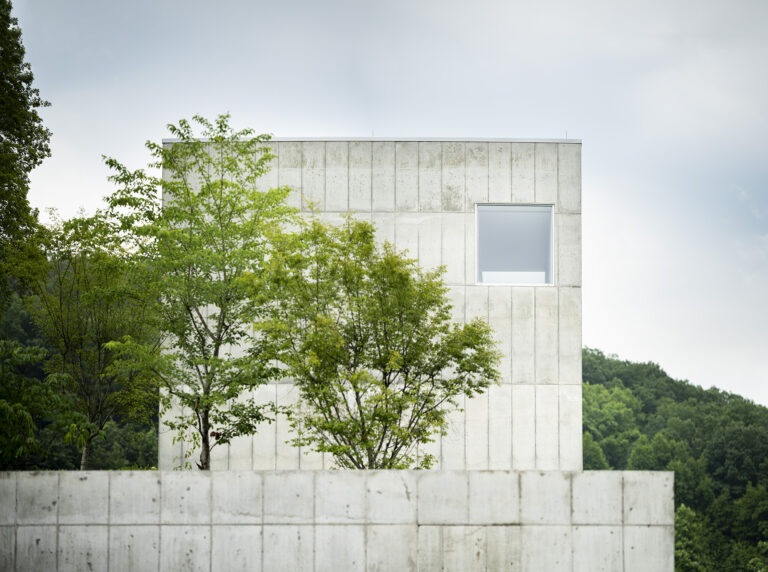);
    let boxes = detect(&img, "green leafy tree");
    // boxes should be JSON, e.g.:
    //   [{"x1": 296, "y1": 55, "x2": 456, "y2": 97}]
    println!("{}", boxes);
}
[
  {"x1": 257, "y1": 218, "x2": 500, "y2": 469},
  {"x1": 105, "y1": 114, "x2": 294, "y2": 470},
  {"x1": 675, "y1": 505, "x2": 717, "y2": 571},
  {"x1": 17, "y1": 212, "x2": 158, "y2": 469},
  {"x1": 0, "y1": 0, "x2": 50, "y2": 255}
]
